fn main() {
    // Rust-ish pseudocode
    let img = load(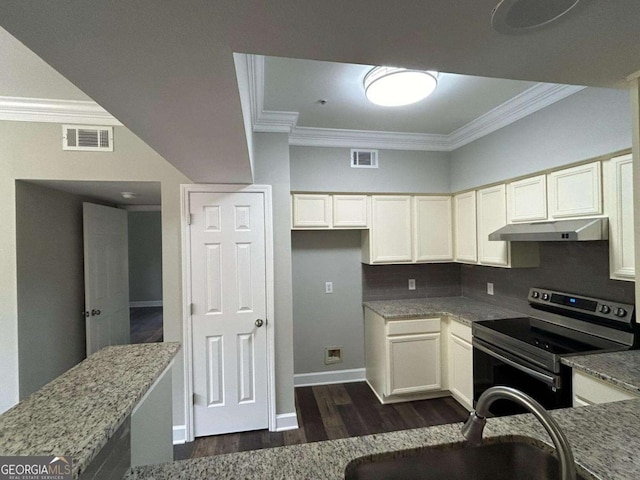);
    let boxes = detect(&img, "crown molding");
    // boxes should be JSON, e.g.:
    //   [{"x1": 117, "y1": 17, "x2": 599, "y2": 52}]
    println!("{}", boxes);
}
[
  {"x1": 447, "y1": 83, "x2": 587, "y2": 150},
  {"x1": 248, "y1": 55, "x2": 298, "y2": 133},
  {"x1": 289, "y1": 126, "x2": 450, "y2": 151},
  {"x1": 247, "y1": 54, "x2": 586, "y2": 151},
  {"x1": 0, "y1": 96, "x2": 122, "y2": 125}
]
